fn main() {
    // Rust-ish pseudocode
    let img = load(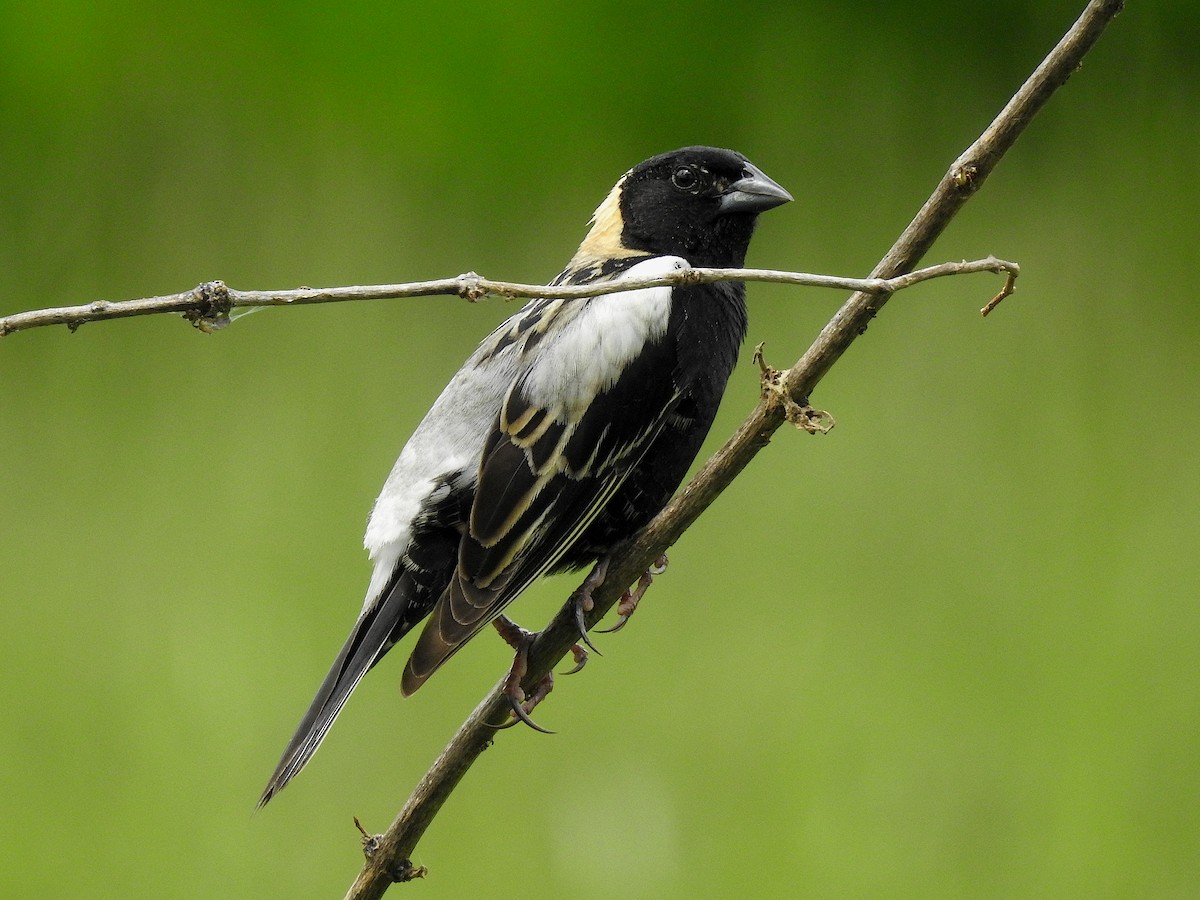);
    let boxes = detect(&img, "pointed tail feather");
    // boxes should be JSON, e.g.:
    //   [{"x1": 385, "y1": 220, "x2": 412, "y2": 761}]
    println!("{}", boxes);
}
[
  {"x1": 258, "y1": 573, "x2": 415, "y2": 807},
  {"x1": 400, "y1": 570, "x2": 507, "y2": 697}
]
